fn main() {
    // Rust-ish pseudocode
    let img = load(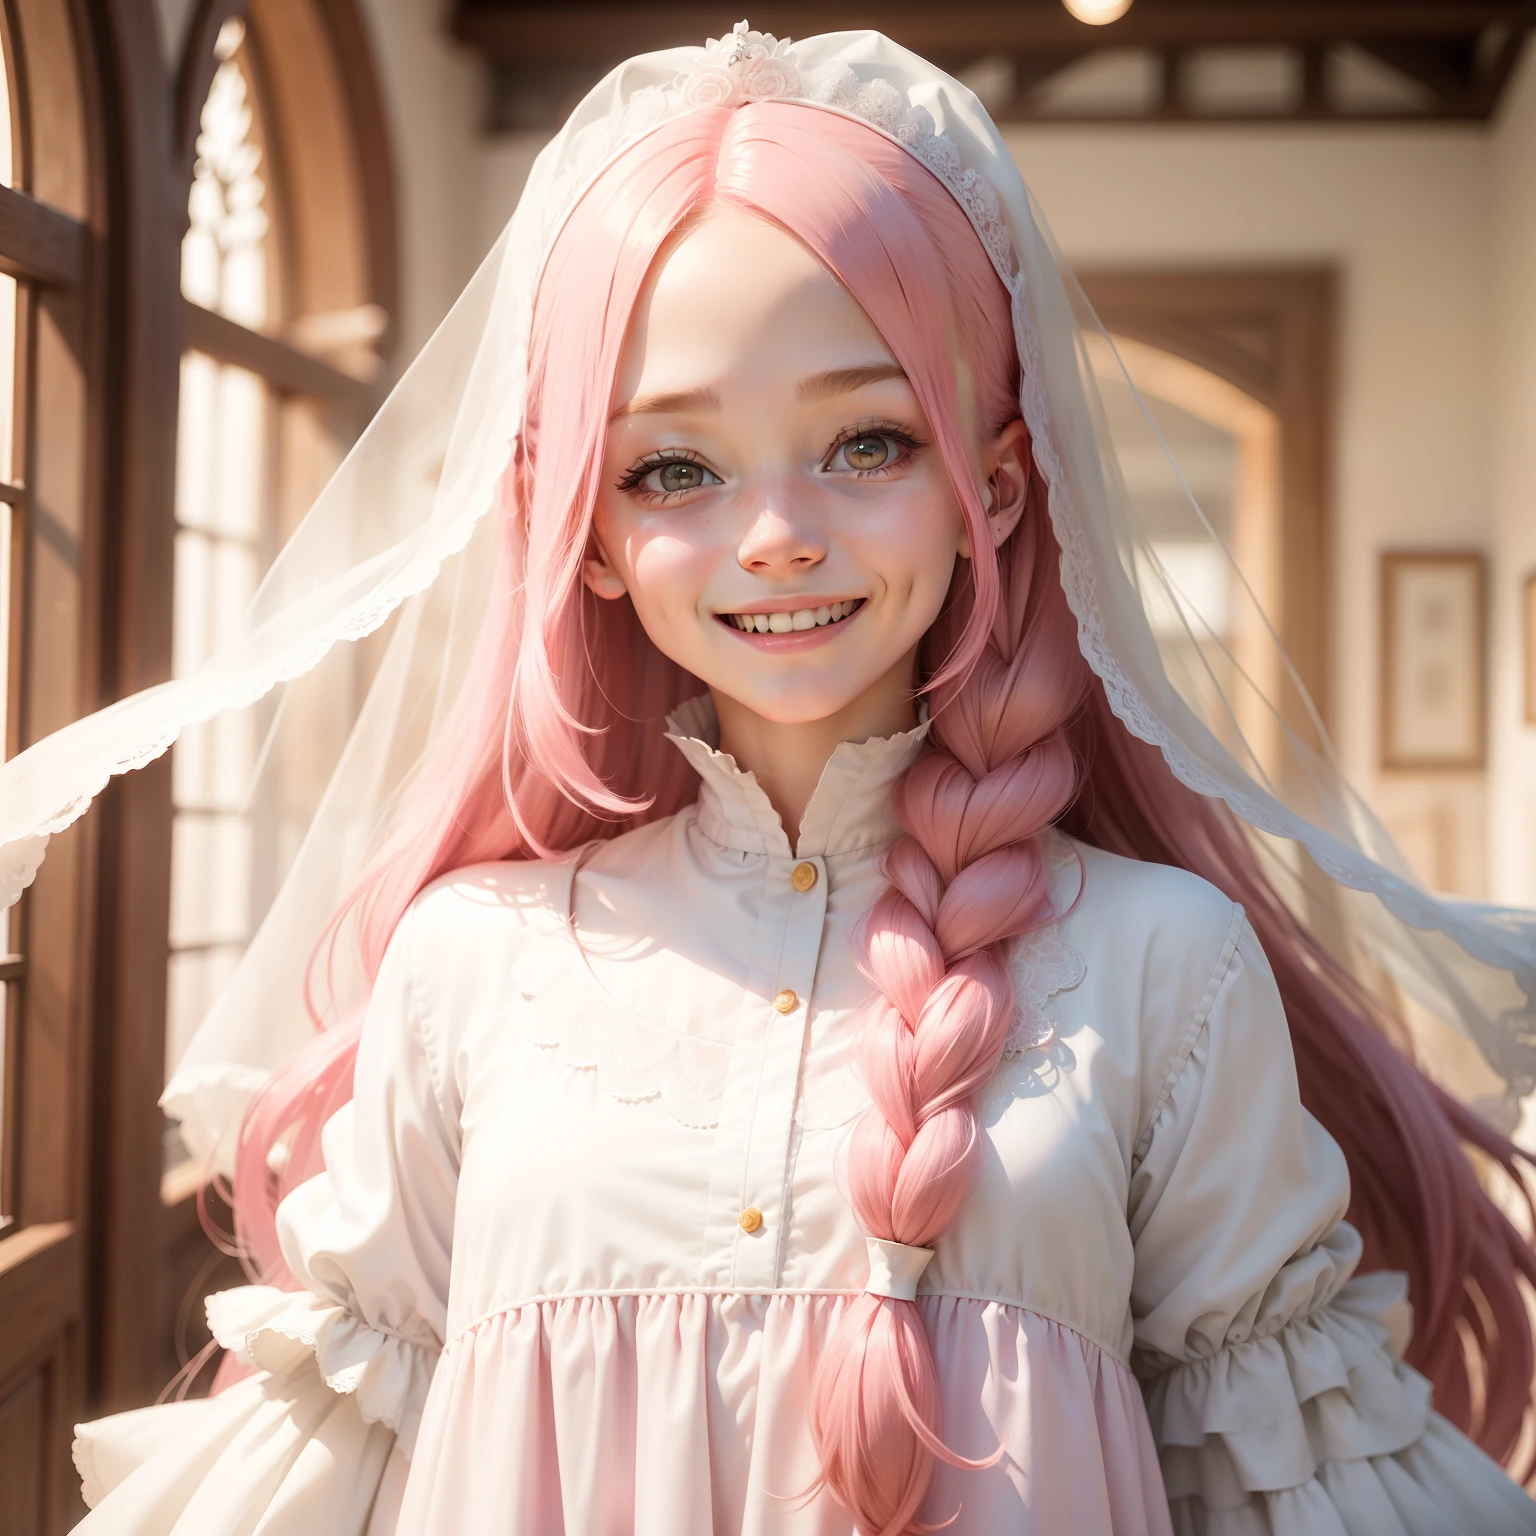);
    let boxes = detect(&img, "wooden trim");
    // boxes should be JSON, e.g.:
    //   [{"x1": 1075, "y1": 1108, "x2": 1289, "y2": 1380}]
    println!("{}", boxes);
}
[
  {"x1": 0, "y1": 955, "x2": 24, "y2": 983},
  {"x1": 82, "y1": 0, "x2": 185, "y2": 1416},
  {"x1": 0, "y1": 1223, "x2": 79, "y2": 1385},
  {"x1": 311, "y1": 0, "x2": 399, "y2": 346},
  {"x1": 1379, "y1": 549, "x2": 1489, "y2": 772},
  {"x1": 0, "y1": 184, "x2": 86, "y2": 289},
  {"x1": 31, "y1": 503, "x2": 81, "y2": 575},
  {"x1": 181, "y1": 297, "x2": 374, "y2": 405}
]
